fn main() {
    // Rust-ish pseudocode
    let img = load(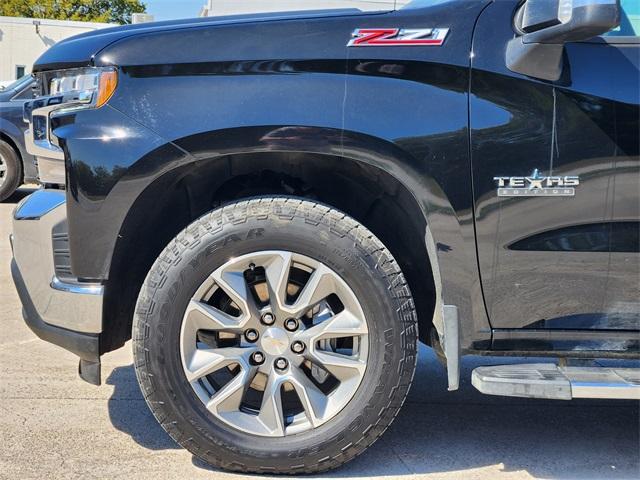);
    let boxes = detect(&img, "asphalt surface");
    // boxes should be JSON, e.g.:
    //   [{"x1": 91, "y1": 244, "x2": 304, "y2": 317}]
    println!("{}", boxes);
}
[{"x1": 1, "y1": 186, "x2": 639, "y2": 480}]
